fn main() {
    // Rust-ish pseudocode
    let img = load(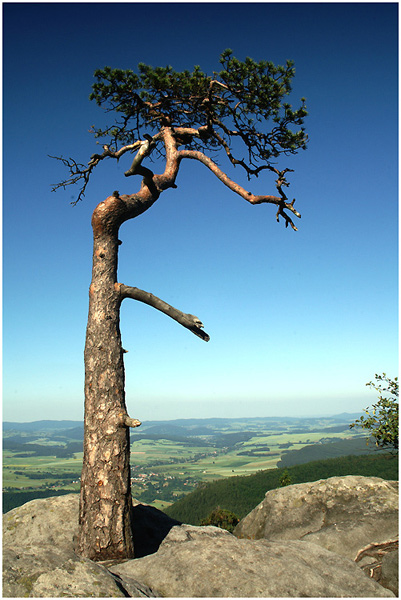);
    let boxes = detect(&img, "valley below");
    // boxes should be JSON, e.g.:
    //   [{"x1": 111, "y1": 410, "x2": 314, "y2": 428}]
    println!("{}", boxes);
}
[{"x1": 2, "y1": 413, "x2": 386, "y2": 513}]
